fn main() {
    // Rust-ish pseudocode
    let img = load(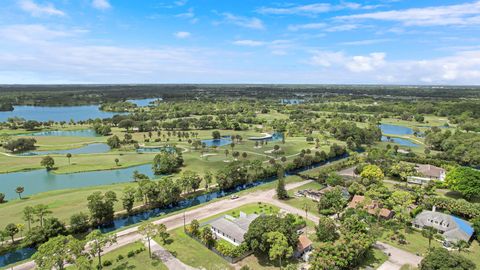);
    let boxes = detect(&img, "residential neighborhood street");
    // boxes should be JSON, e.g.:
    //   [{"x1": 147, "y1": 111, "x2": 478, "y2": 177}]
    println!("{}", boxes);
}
[{"x1": 11, "y1": 179, "x2": 421, "y2": 270}]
